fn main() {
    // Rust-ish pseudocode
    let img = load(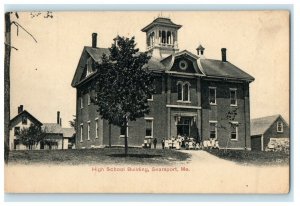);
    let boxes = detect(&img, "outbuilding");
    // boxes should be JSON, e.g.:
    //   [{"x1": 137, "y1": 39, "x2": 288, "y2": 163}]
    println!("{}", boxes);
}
[{"x1": 250, "y1": 115, "x2": 289, "y2": 151}]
